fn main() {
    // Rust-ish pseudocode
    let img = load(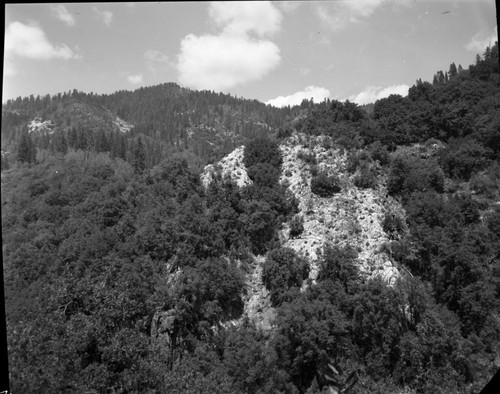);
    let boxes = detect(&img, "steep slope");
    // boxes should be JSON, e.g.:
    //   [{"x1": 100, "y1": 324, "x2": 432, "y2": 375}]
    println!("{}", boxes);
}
[
  {"x1": 201, "y1": 132, "x2": 403, "y2": 329},
  {"x1": 278, "y1": 133, "x2": 401, "y2": 284}
]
